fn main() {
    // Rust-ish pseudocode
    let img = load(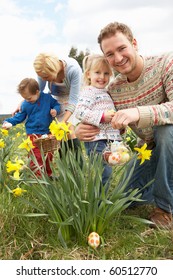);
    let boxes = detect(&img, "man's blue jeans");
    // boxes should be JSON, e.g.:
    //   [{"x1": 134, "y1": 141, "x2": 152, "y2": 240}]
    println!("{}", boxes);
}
[
  {"x1": 124, "y1": 125, "x2": 173, "y2": 213},
  {"x1": 84, "y1": 140, "x2": 112, "y2": 187}
]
